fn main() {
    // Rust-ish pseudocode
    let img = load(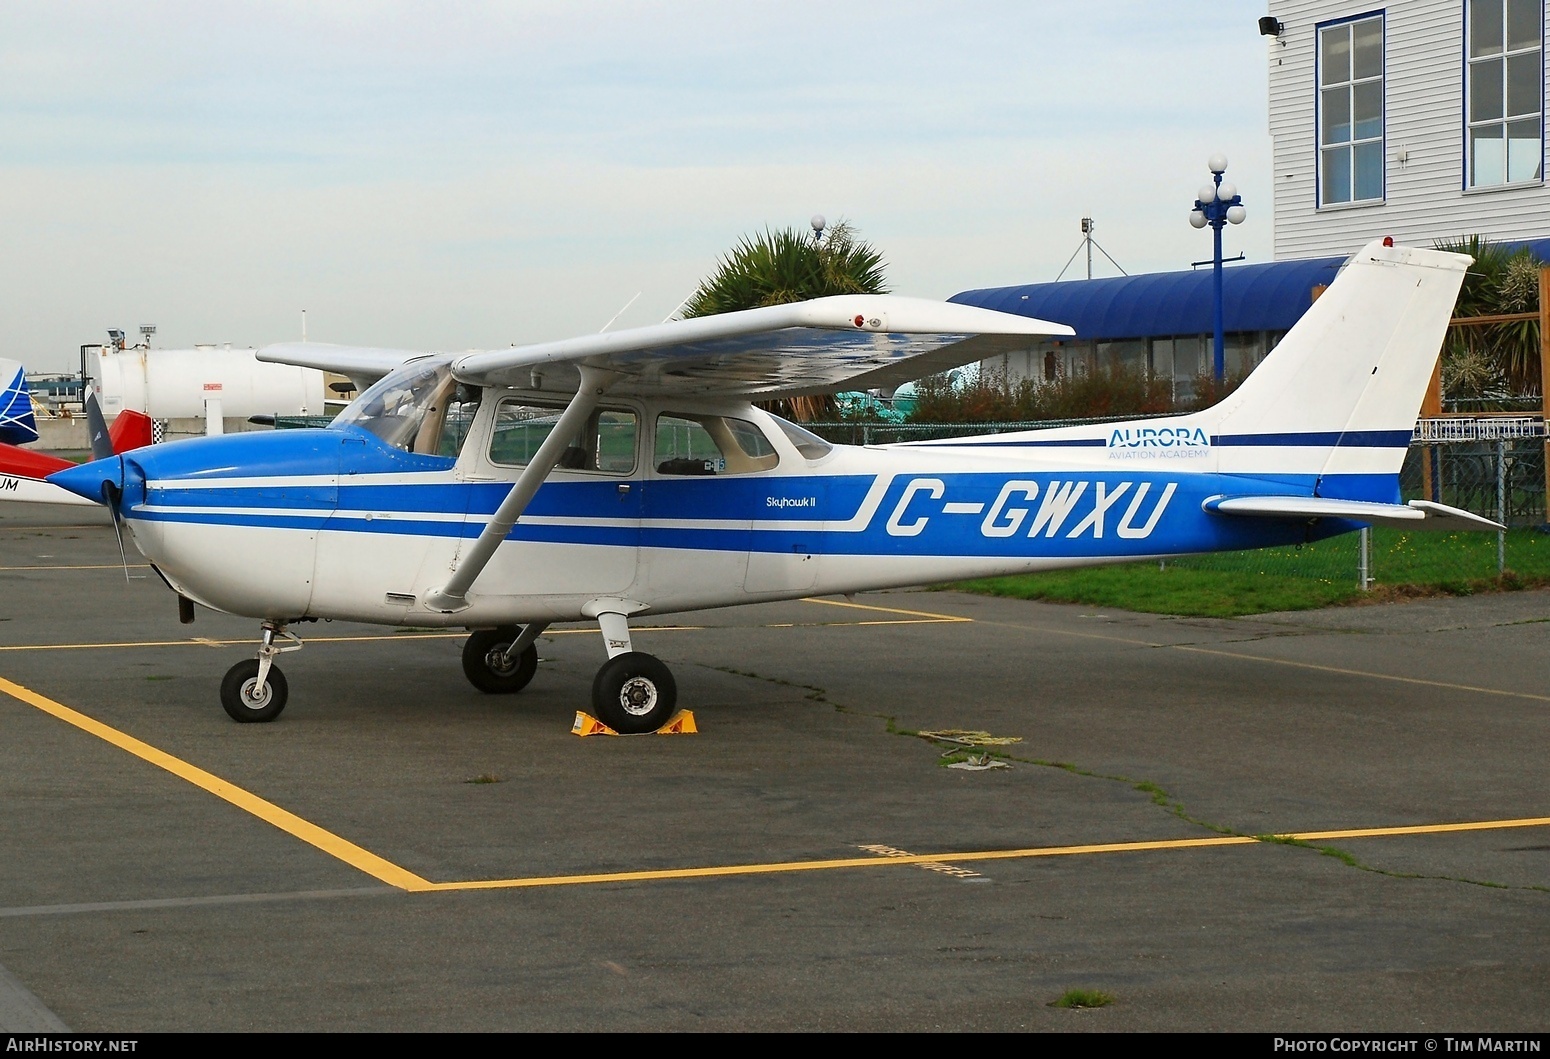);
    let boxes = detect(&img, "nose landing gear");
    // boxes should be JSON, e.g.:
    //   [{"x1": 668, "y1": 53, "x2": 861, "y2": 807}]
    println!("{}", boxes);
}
[
  {"x1": 220, "y1": 621, "x2": 302, "y2": 723},
  {"x1": 461, "y1": 623, "x2": 546, "y2": 694}
]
